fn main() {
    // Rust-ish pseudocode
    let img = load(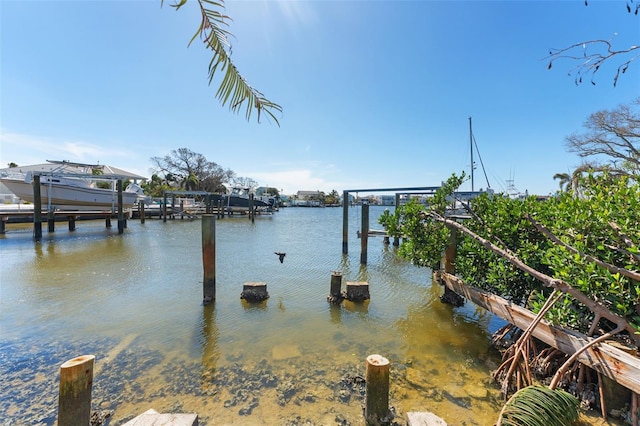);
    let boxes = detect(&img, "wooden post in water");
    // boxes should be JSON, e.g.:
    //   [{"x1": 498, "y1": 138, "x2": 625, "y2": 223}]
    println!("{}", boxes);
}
[
  {"x1": 365, "y1": 354, "x2": 391, "y2": 426},
  {"x1": 33, "y1": 174, "x2": 42, "y2": 240},
  {"x1": 161, "y1": 193, "x2": 166, "y2": 222},
  {"x1": 68, "y1": 216, "x2": 76, "y2": 231},
  {"x1": 139, "y1": 200, "x2": 145, "y2": 224},
  {"x1": 342, "y1": 191, "x2": 349, "y2": 254},
  {"x1": 205, "y1": 194, "x2": 211, "y2": 214},
  {"x1": 249, "y1": 193, "x2": 254, "y2": 222},
  {"x1": 48, "y1": 210, "x2": 55, "y2": 232},
  {"x1": 360, "y1": 203, "x2": 369, "y2": 264},
  {"x1": 440, "y1": 226, "x2": 464, "y2": 306},
  {"x1": 117, "y1": 180, "x2": 125, "y2": 234},
  {"x1": 57, "y1": 354, "x2": 95, "y2": 426},
  {"x1": 443, "y1": 226, "x2": 456, "y2": 273},
  {"x1": 328, "y1": 271, "x2": 343, "y2": 304},
  {"x1": 202, "y1": 214, "x2": 216, "y2": 304}
]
